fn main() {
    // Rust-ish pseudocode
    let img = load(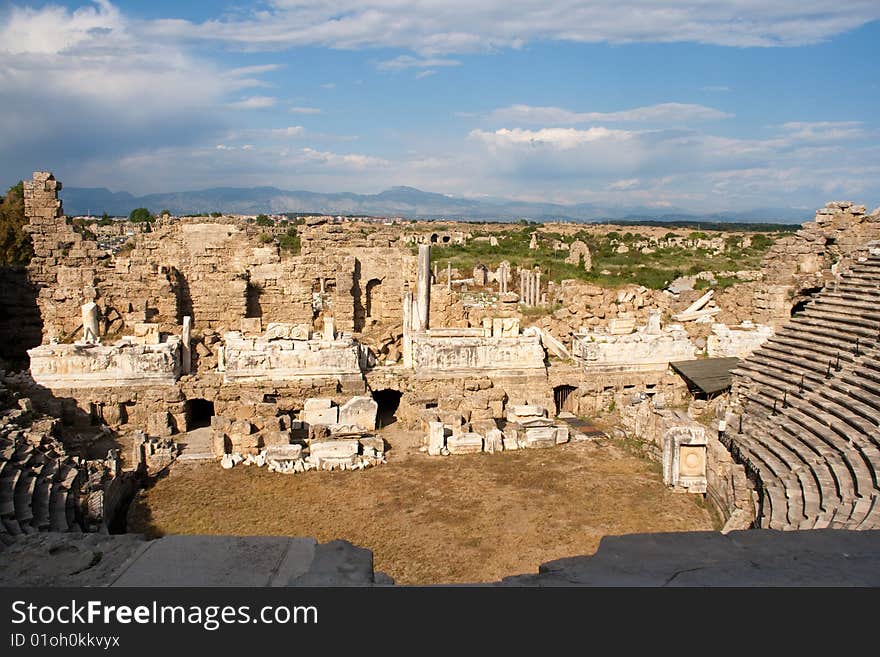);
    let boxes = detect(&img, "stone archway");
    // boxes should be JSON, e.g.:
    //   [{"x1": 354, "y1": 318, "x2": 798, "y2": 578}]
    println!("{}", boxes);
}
[{"x1": 365, "y1": 278, "x2": 382, "y2": 319}]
